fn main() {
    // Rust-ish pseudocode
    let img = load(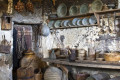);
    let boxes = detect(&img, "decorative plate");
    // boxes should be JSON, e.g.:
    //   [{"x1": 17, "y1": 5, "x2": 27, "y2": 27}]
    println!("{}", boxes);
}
[
  {"x1": 57, "y1": 3, "x2": 67, "y2": 17},
  {"x1": 69, "y1": 5, "x2": 78, "y2": 16},
  {"x1": 63, "y1": 20, "x2": 69, "y2": 27},
  {"x1": 80, "y1": 3, "x2": 89, "y2": 14},
  {"x1": 54, "y1": 20, "x2": 61, "y2": 28},
  {"x1": 91, "y1": 0, "x2": 103, "y2": 12},
  {"x1": 76, "y1": 19, "x2": 83, "y2": 26},
  {"x1": 48, "y1": 21, "x2": 55, "y2": 28},
  {"x1": 82, "y1": 18, "x2": 90, "y2": 25},
  {"x1": 72, "y1": 18, "x2": 79, "y2": 26},
  {"x1": 89, "y1": 16, "x2": 97, "y2": 25},
  {"x1": 61, "y1": 20, "x2": 65, "y2": 27}
]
